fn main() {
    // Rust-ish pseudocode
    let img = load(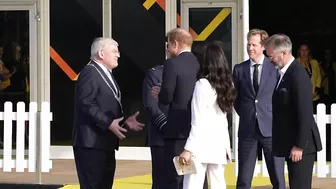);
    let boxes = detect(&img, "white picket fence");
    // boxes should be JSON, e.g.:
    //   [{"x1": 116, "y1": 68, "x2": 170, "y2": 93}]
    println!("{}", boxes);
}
[
  {"x1": 0, "y1": 101, "x2": 52, "y2": 173},
  {"x1": 233, "y1": 103, "x2": 336, "y2": 178}
]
